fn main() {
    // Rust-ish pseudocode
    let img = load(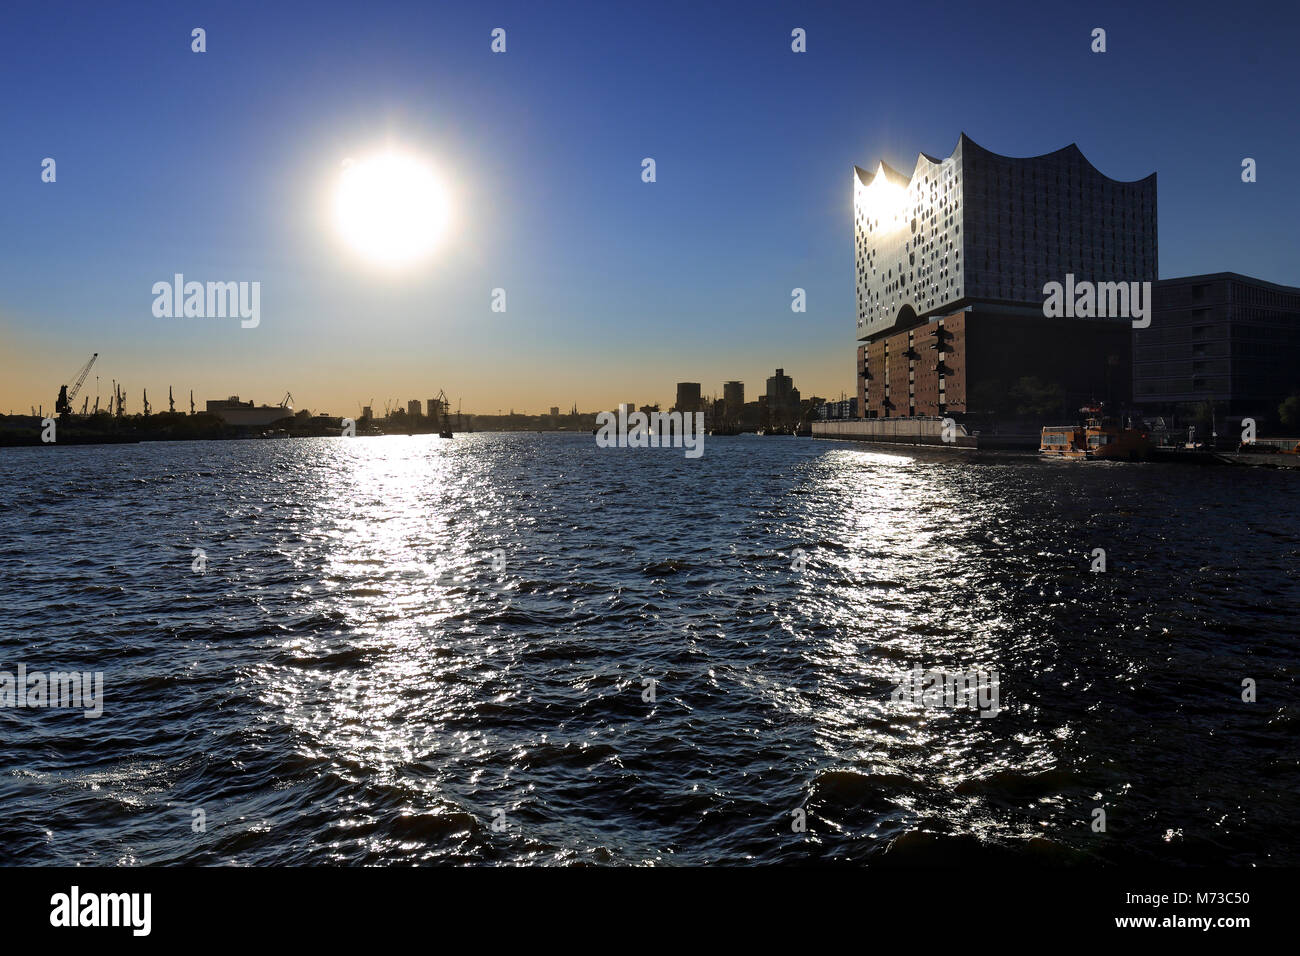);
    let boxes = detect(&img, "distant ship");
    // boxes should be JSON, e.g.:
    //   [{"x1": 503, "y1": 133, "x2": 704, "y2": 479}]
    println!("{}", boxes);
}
[
  {"x1": 435, "y1": 389, "x2": 453, "y2": 438},
  {"x1": 205, "y1": 395, "x2": 295, "y2": 428}
]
